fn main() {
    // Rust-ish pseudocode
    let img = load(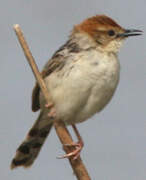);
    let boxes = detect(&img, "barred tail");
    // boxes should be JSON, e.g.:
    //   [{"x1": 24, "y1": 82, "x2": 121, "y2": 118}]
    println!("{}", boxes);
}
[{"x1": 11, "y1": 111, "x2": 53, "y2": 169}]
